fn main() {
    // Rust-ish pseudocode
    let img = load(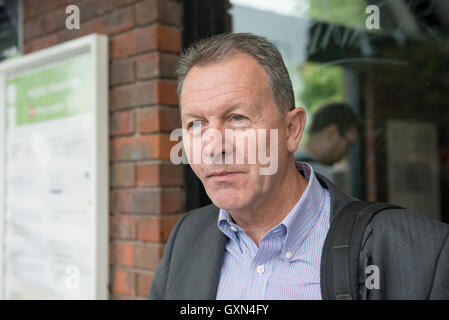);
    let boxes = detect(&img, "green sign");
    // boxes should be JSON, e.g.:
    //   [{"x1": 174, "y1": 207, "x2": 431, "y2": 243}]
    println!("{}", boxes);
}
[{"x1": 7, "y1": 53, "x2": 93, "y2": 126}]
